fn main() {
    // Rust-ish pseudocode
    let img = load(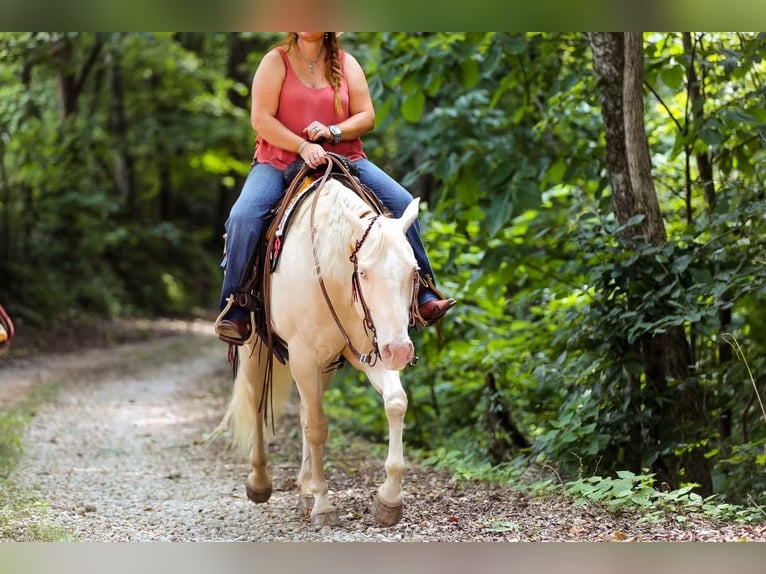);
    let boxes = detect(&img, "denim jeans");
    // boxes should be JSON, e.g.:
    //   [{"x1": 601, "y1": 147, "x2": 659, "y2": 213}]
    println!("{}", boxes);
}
[
  {"x1": 219, "y1": 159, "x2": 440, "y2": 321},
  {"x1": 219, "y1": 162, "x2": 285, "y2": 321}
]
